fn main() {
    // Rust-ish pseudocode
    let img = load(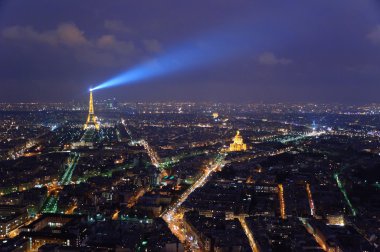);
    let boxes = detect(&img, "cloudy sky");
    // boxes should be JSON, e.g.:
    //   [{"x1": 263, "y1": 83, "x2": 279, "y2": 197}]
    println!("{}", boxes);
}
[{"x1": 0, "y1": 0, "x2": 380, "y2": 103}]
